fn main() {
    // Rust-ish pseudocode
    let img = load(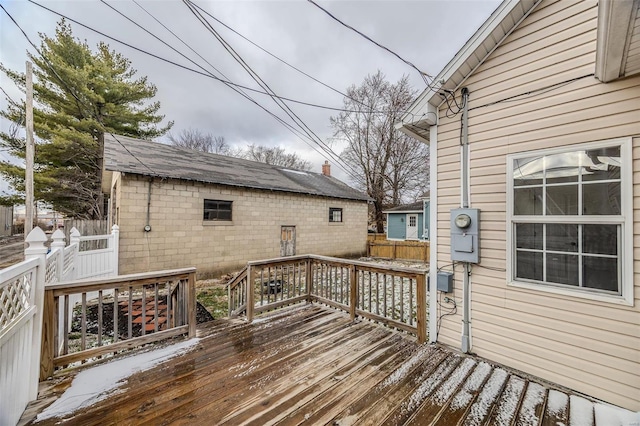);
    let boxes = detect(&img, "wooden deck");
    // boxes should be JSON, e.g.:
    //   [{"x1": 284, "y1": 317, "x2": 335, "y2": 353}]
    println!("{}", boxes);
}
[{"x1": 21, "y1": 304, "x2": 634, "y2": 425}]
